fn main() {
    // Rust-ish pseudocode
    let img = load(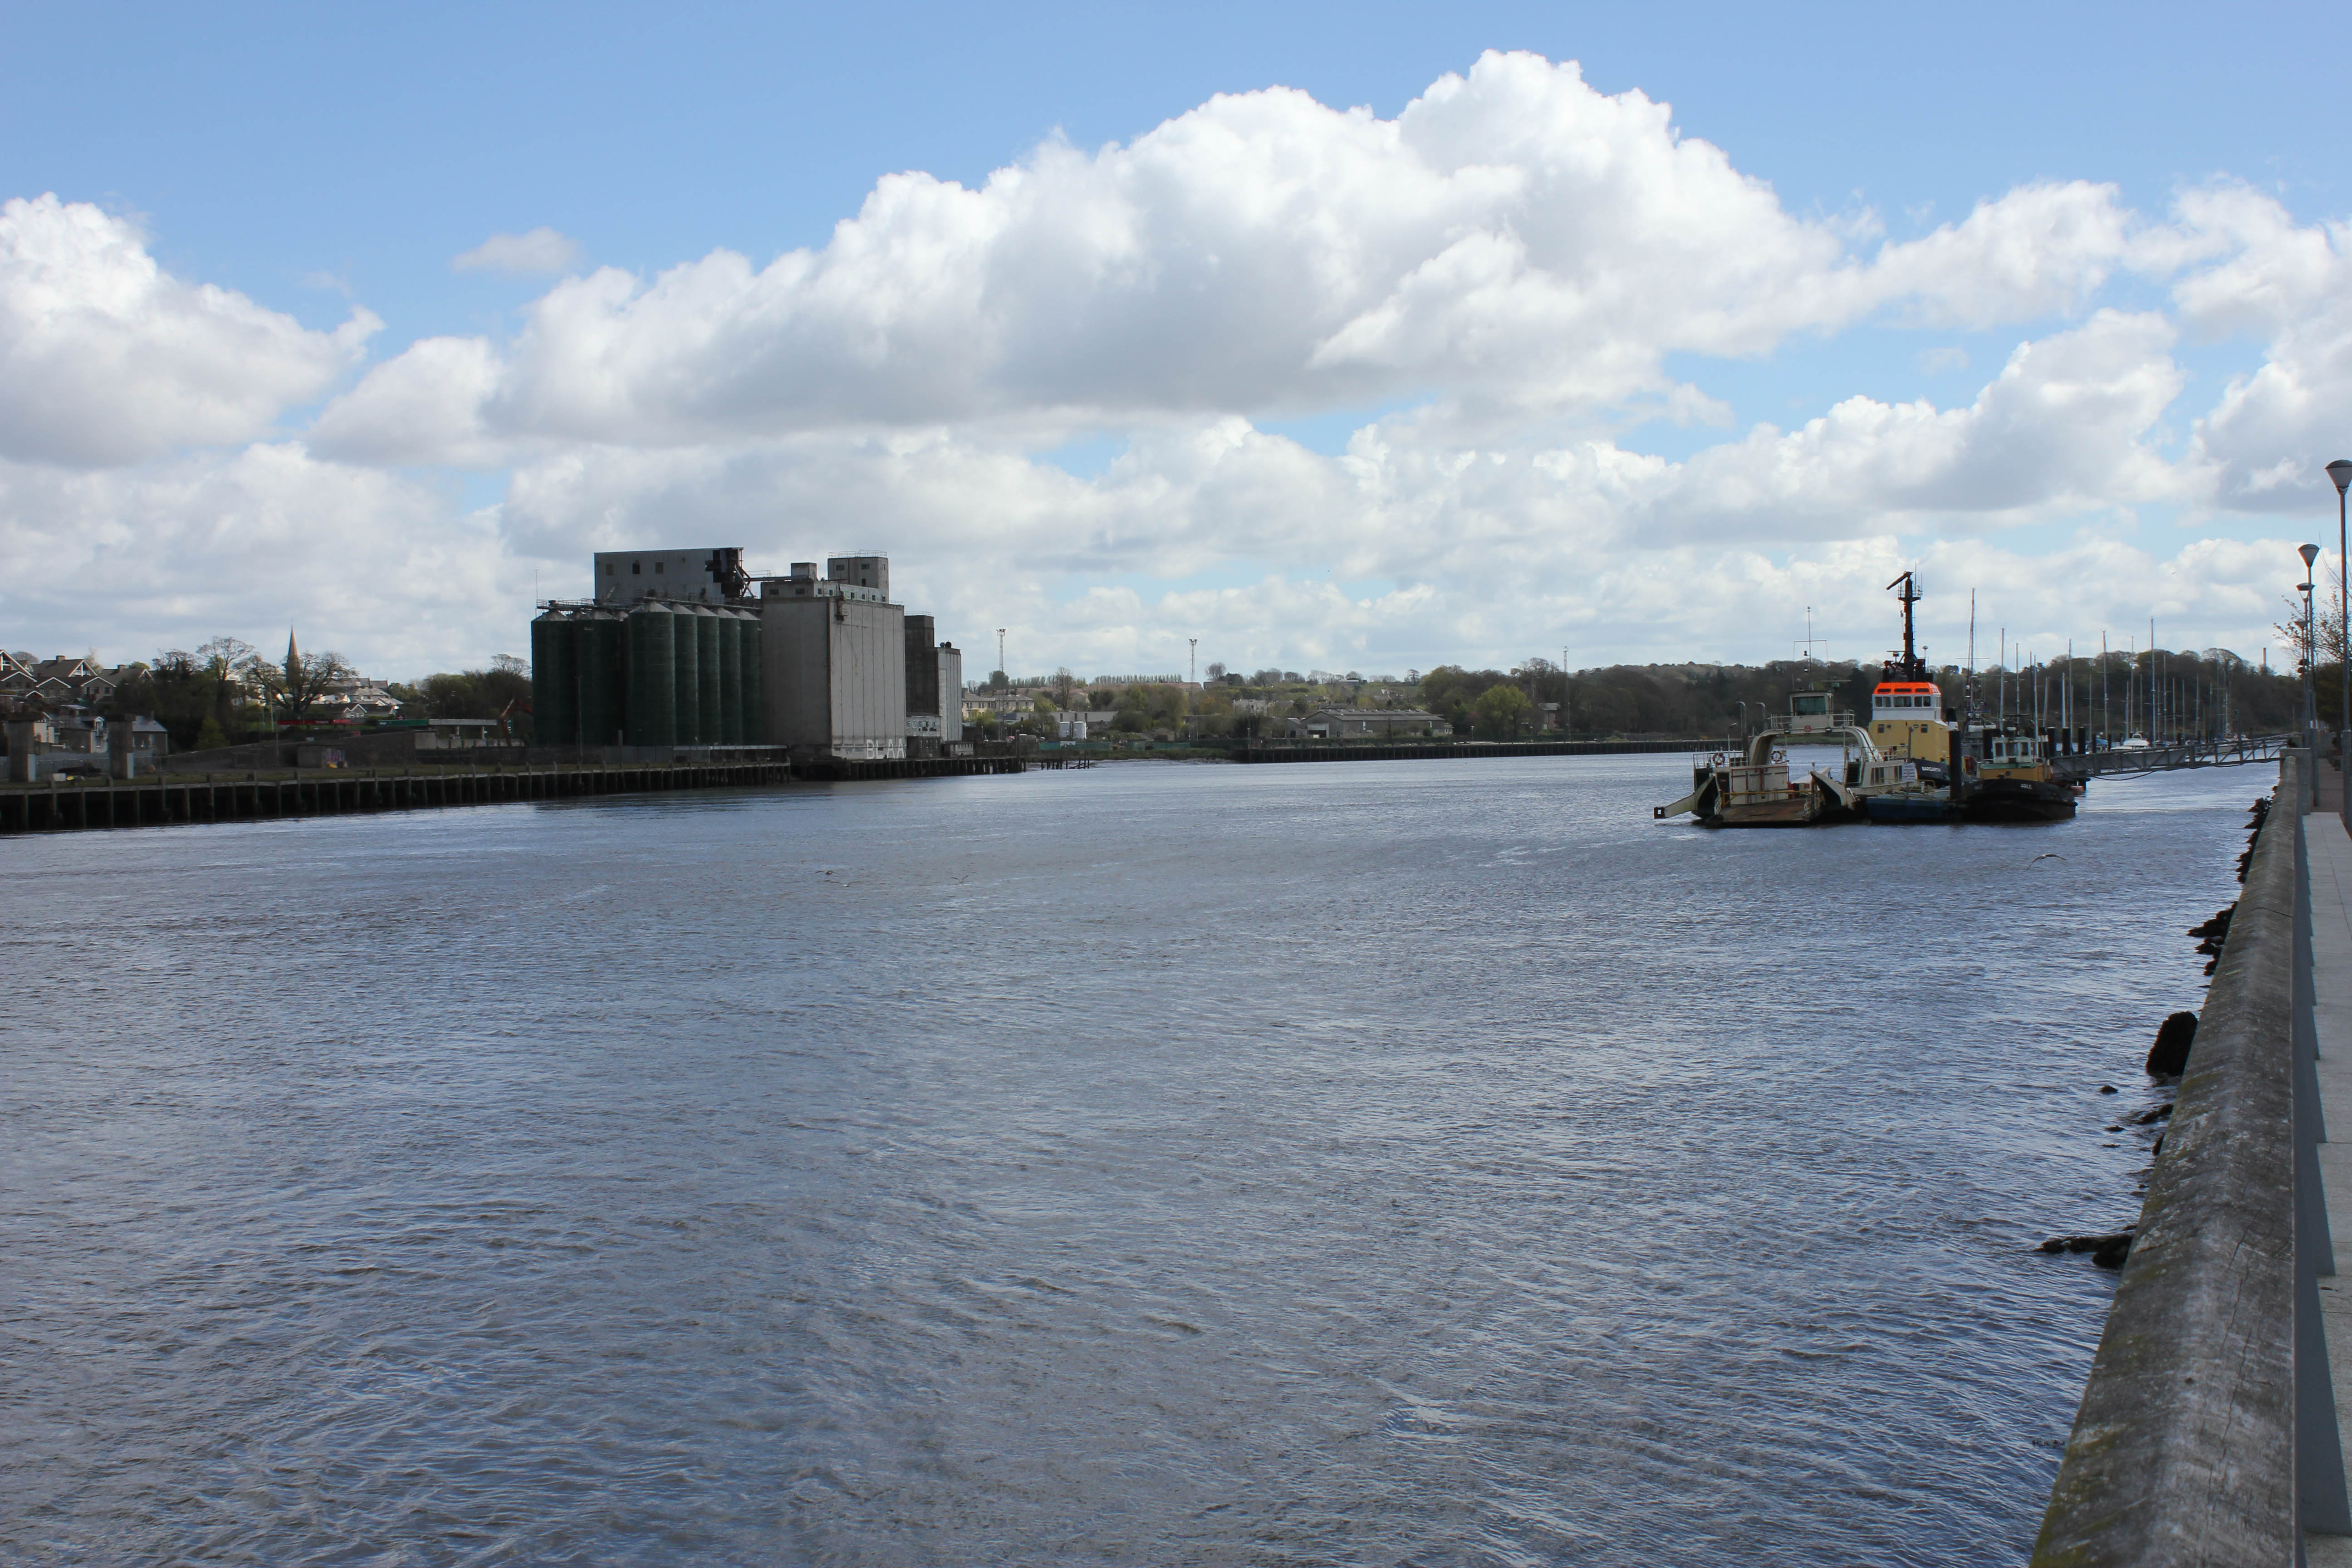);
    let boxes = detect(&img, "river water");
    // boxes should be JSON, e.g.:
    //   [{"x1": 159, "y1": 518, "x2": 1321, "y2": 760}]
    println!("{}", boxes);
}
[{"x1": 0, "y1": 753, "x2": 2255, "y2": 1565}]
